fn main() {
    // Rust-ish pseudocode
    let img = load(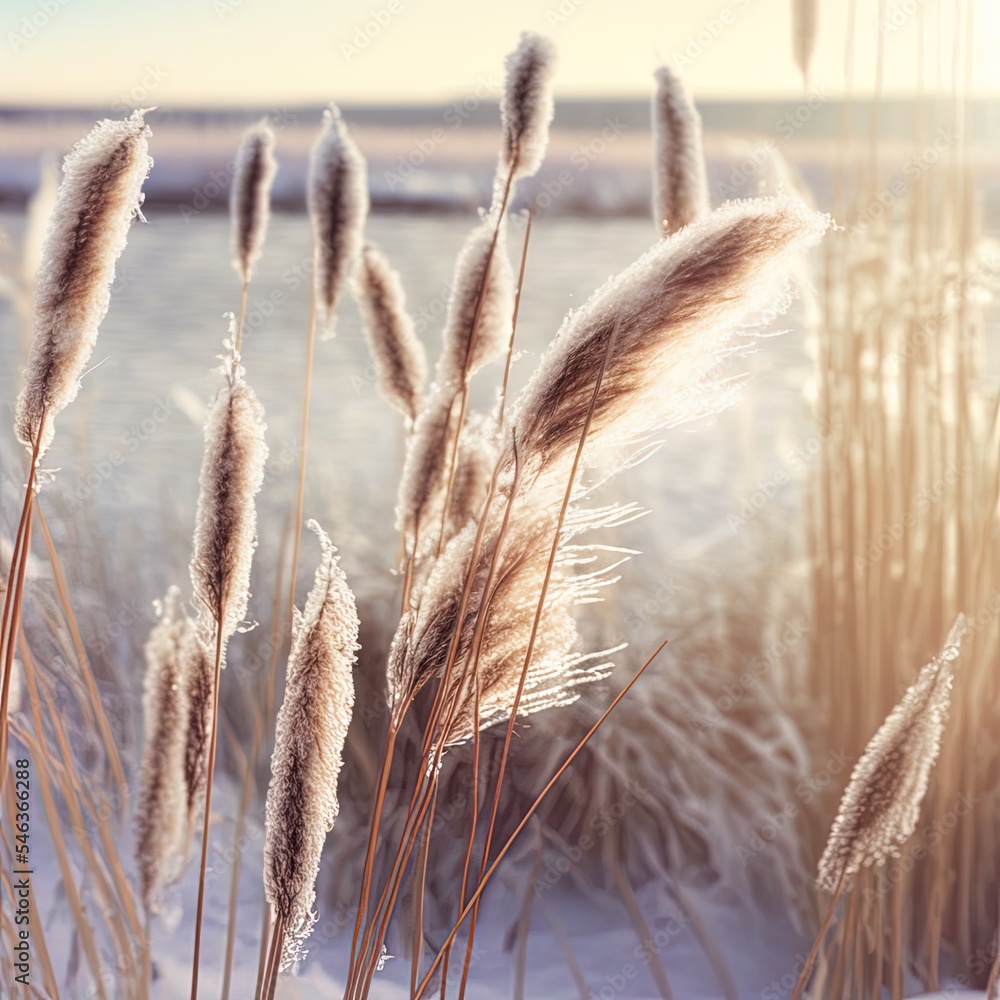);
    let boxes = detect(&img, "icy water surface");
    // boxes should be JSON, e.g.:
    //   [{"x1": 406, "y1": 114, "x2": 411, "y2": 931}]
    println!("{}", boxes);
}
[{"x1": 0, "y1": 208, "x2": 818, "y2": 587}]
